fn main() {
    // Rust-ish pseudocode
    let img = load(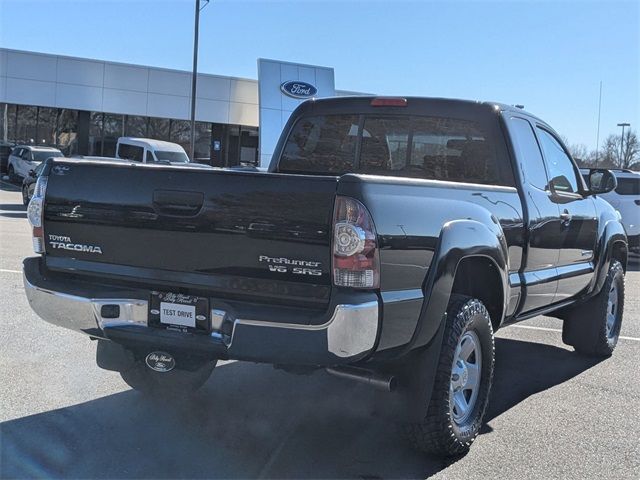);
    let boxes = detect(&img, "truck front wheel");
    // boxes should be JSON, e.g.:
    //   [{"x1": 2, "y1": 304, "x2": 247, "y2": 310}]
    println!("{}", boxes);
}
[
  {"x1": 562, "y1": 260, "x2": 625, "y2": 357},
  {"x1": 405, "y1": 295, "x2": 495, "y2": 457}
]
